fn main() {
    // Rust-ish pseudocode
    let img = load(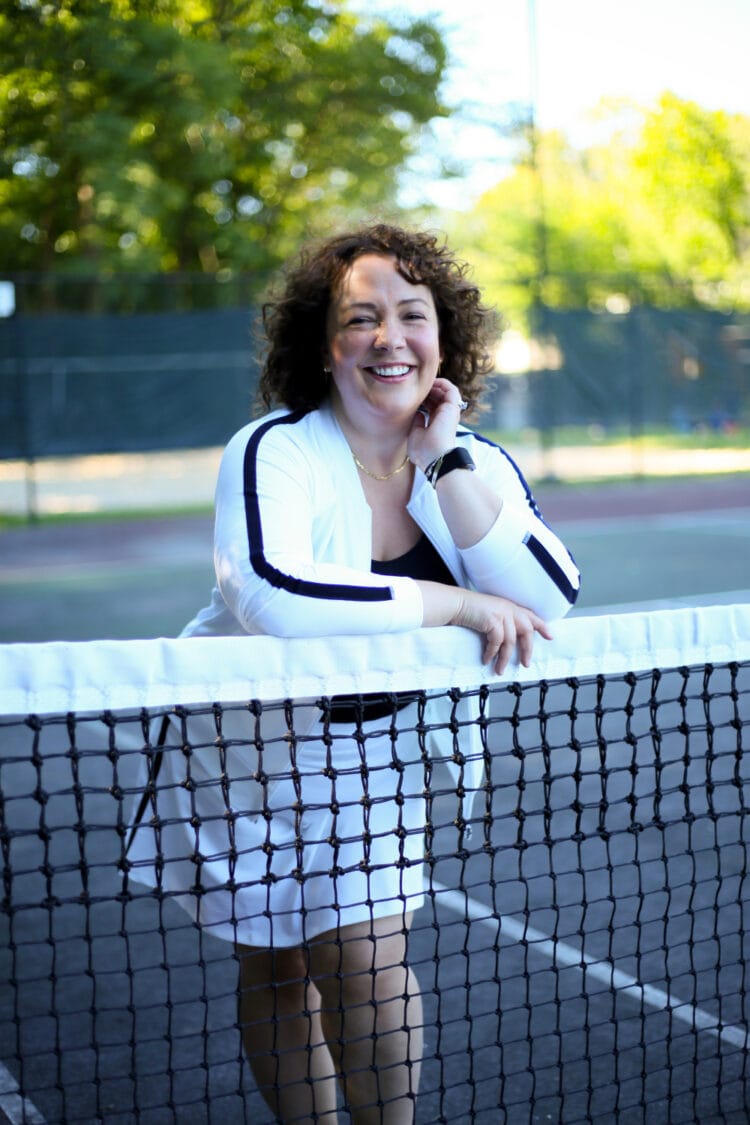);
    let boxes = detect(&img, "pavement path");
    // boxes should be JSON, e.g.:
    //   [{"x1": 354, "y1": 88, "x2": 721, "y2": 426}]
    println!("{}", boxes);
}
[{"x1": 1, "y1": 443, "x2": 750, "y2": 519}]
